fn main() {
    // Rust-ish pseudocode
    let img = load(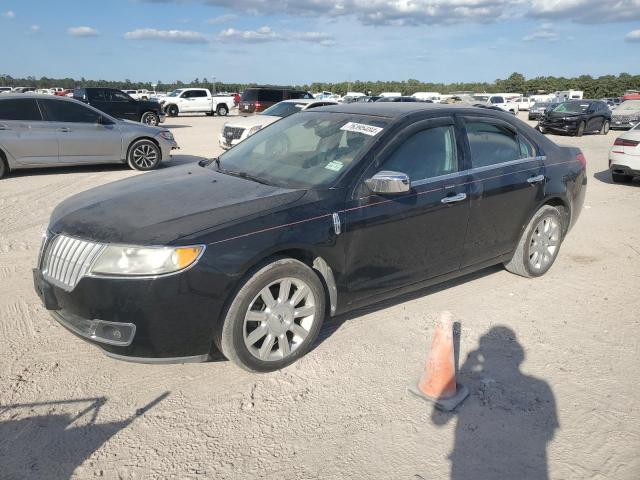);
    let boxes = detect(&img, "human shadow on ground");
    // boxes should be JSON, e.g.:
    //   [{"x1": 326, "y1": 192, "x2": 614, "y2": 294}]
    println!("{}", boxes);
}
[
  {"x1": 0, "y1": 392, "x2": 168, "y2": 480},
  {"x1": 431, "y1": 326, "x2": 558, "y2": 480}
]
